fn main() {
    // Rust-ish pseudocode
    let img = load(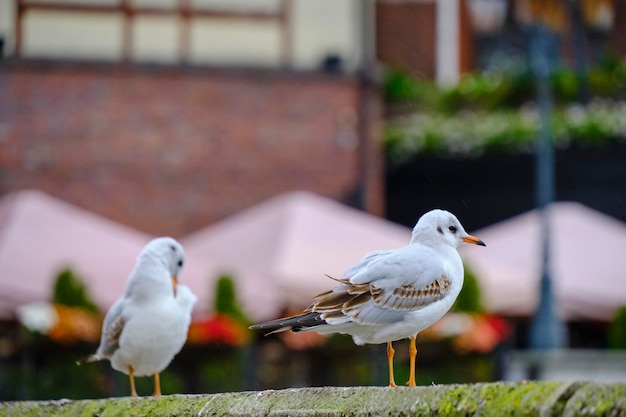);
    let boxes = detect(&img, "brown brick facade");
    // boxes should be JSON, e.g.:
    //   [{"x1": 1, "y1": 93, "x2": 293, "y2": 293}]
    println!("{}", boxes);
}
[
  {"x1": 376, "y1": 1, "x2": 437, "y2": 78},
  {"x1": 607, "y1": 1, "x2": 626, "y2": 57},
  {"x1": 0, "y1": 61, "x2": 384, "y2": 237}
]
